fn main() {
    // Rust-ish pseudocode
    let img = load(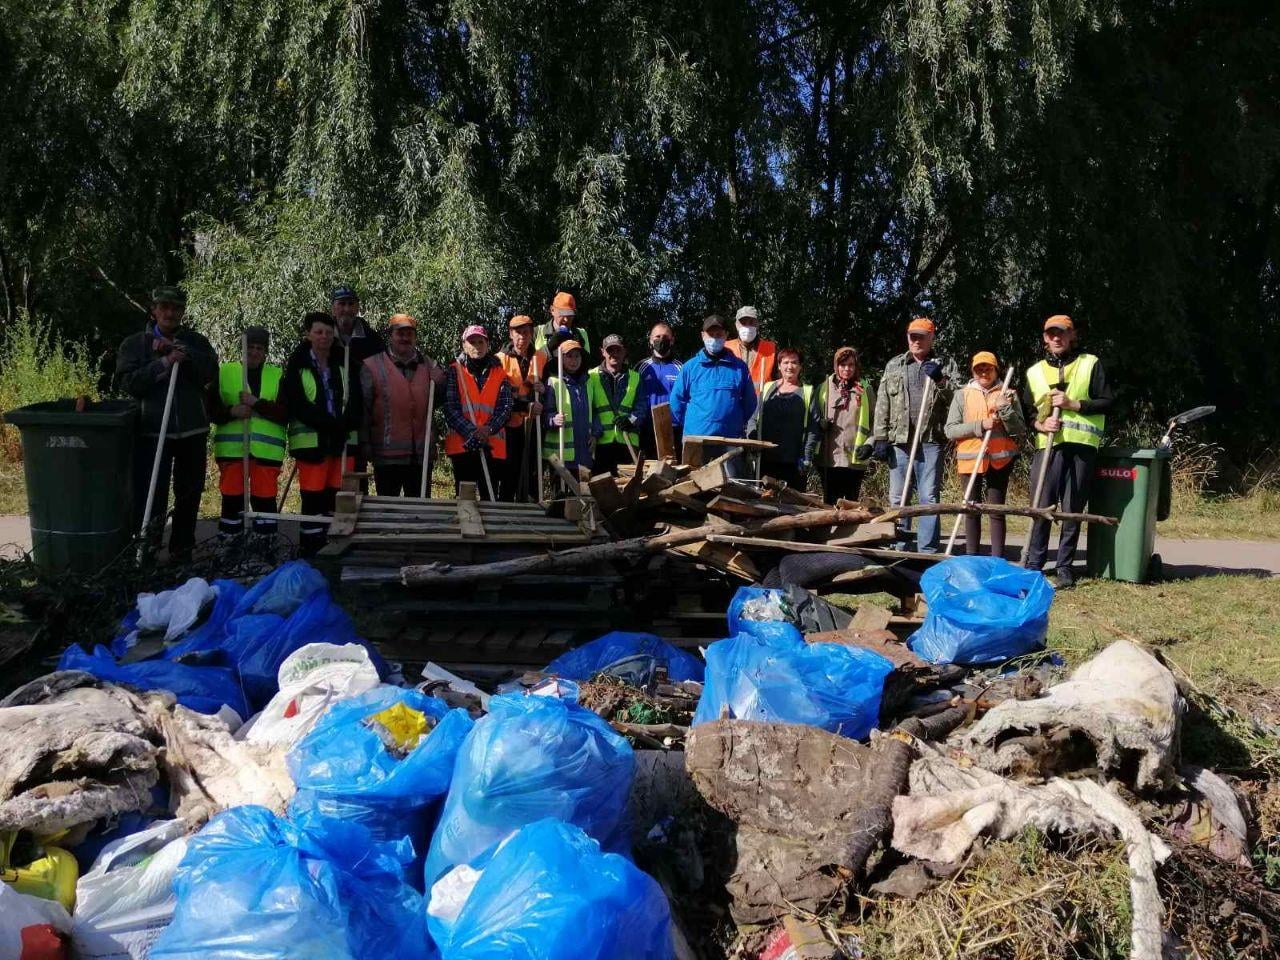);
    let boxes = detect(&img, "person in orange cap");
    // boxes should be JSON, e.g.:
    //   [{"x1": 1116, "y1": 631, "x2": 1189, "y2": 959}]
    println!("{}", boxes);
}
[
  {"x1": 871, "y1": 317, "x2": 960, "y2": 552},
  {"x1": 1020, "y1": 314, "x2": 1113, "y2": 587},
  {"x1": 535, "y1": 291, "x2": 592, "y2": 377},
  {"x1": 497, "y1": 314, "x2": 550, "y2": 500},
  {"x1": 359, "y1": 313, "x2": 447, "y2": 497},
  {"x1": 945, "y1": 351, "x2": 1026, "y2": 556}
]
